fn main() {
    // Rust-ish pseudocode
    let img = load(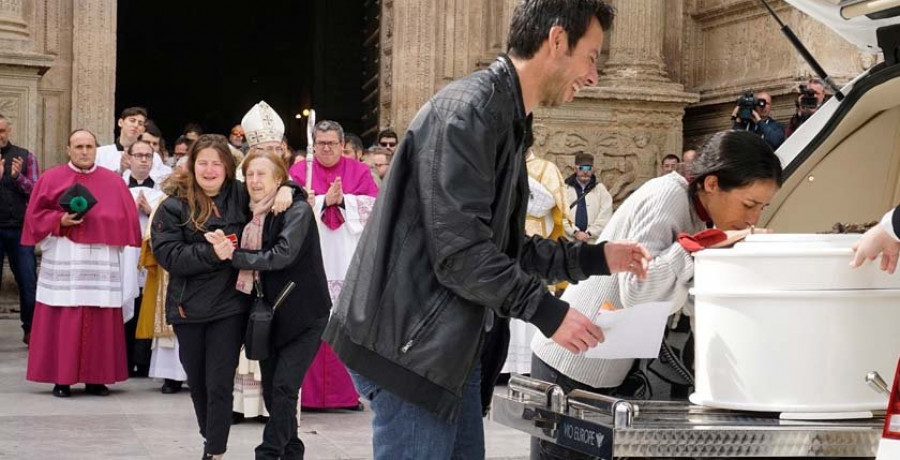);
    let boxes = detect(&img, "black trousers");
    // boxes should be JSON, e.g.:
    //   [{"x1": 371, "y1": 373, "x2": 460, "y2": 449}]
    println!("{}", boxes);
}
[
  {"x1": 124, "y1": 292, "x2": 151, "y2": 374},
  {"x1": 174, "y1": 313, "x2": 246, "y2": 456},
  {"x1": 255, "y1": 317, "x2": 328, "y2": 460}
]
